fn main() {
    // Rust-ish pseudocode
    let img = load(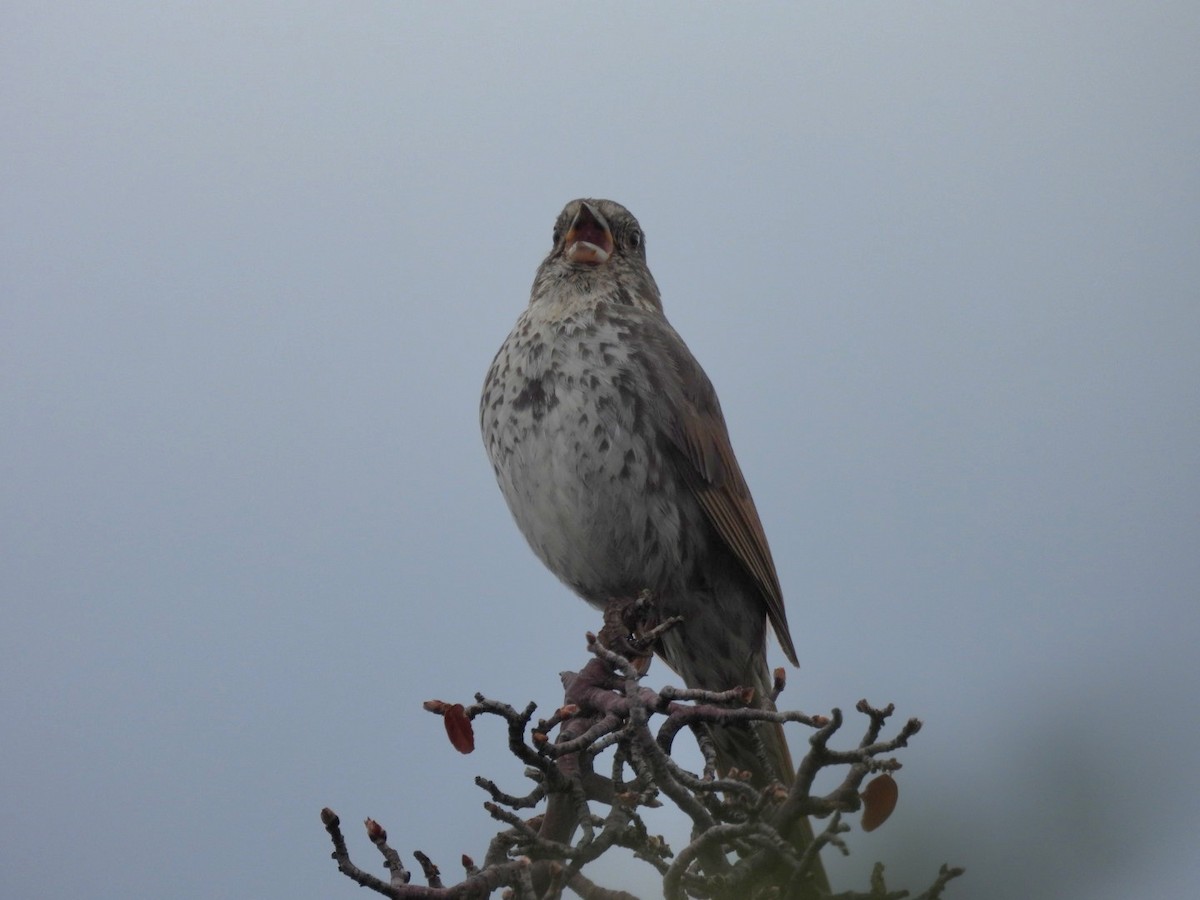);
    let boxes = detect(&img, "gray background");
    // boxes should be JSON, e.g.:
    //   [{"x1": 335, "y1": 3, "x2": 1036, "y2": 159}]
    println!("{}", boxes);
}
[{"x1": 3, "y1": 3, "x2": 1197, "y2": 898}]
